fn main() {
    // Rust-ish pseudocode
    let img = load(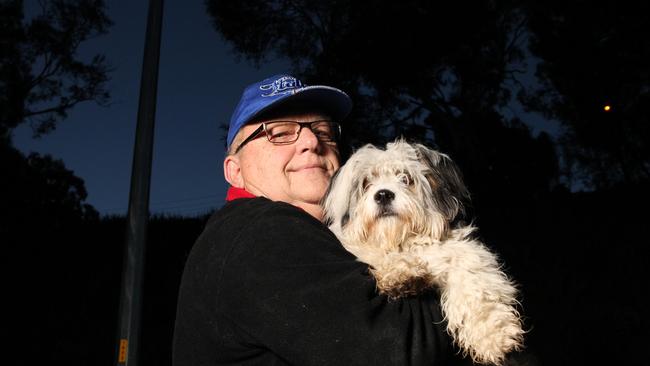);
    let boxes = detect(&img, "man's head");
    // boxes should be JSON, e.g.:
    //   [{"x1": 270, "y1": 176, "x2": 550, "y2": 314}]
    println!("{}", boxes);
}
[{"x1": 223, "y1": 74, "x2": 352, "y2": 219}]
